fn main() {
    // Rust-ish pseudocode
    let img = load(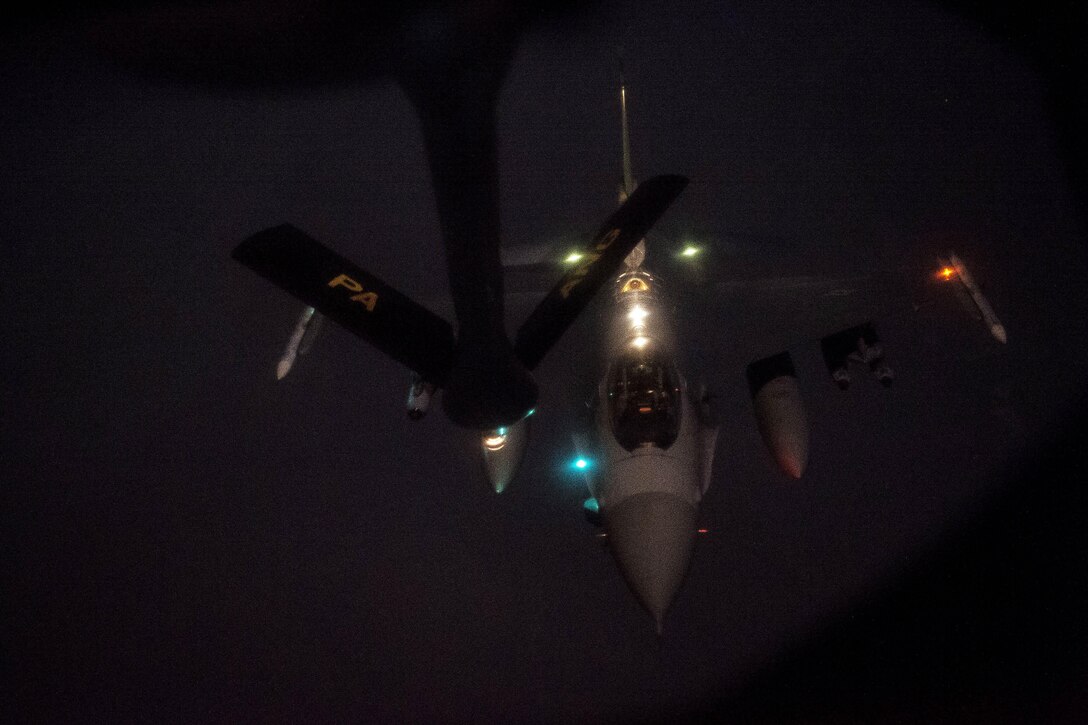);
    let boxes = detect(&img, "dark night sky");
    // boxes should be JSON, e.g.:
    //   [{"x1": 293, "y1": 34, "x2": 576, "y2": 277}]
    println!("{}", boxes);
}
[{"x1": 3, "y1": 1, "x2": 1087, "y2": 722}]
